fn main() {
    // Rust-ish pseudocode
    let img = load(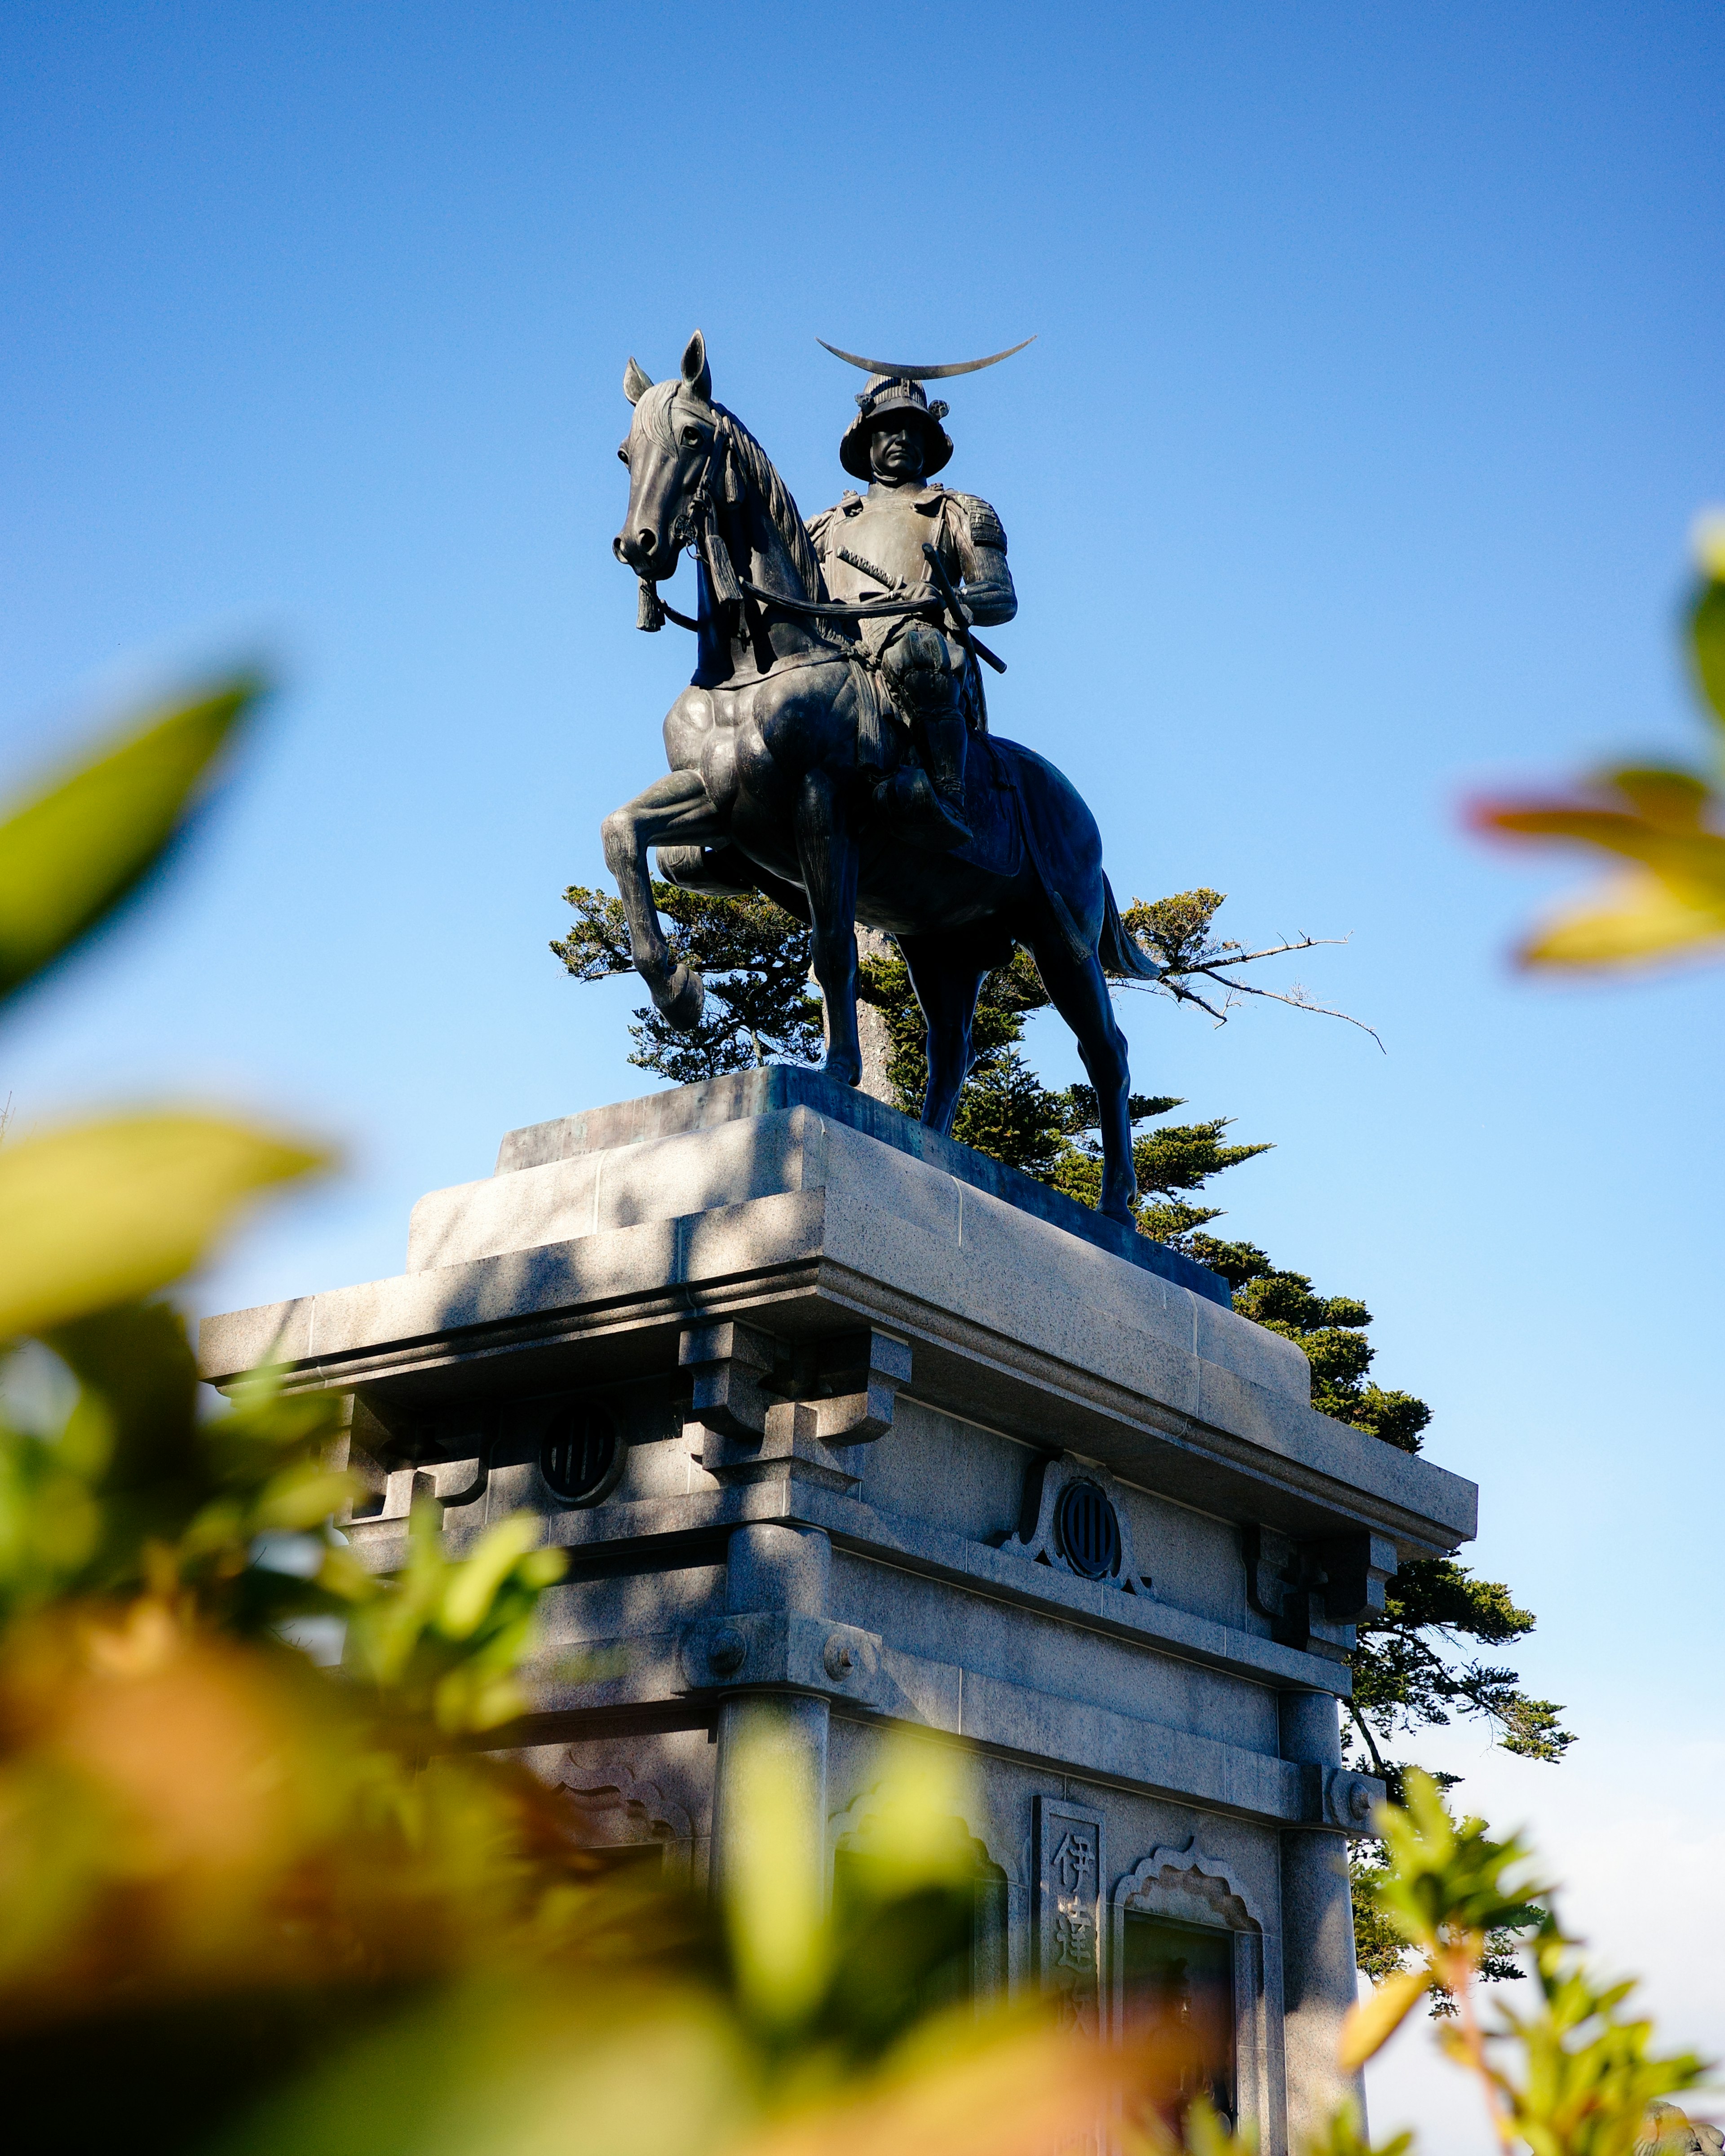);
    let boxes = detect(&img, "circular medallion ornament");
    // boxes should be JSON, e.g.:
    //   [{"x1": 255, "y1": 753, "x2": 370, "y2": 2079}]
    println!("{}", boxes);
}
[
  {"x1": 1055, "y1": 1478, "x2": 1121, "y2": 1582},
  {"x1": 540, "y1": 1401, "x2": 622, "y2": 1506}
]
